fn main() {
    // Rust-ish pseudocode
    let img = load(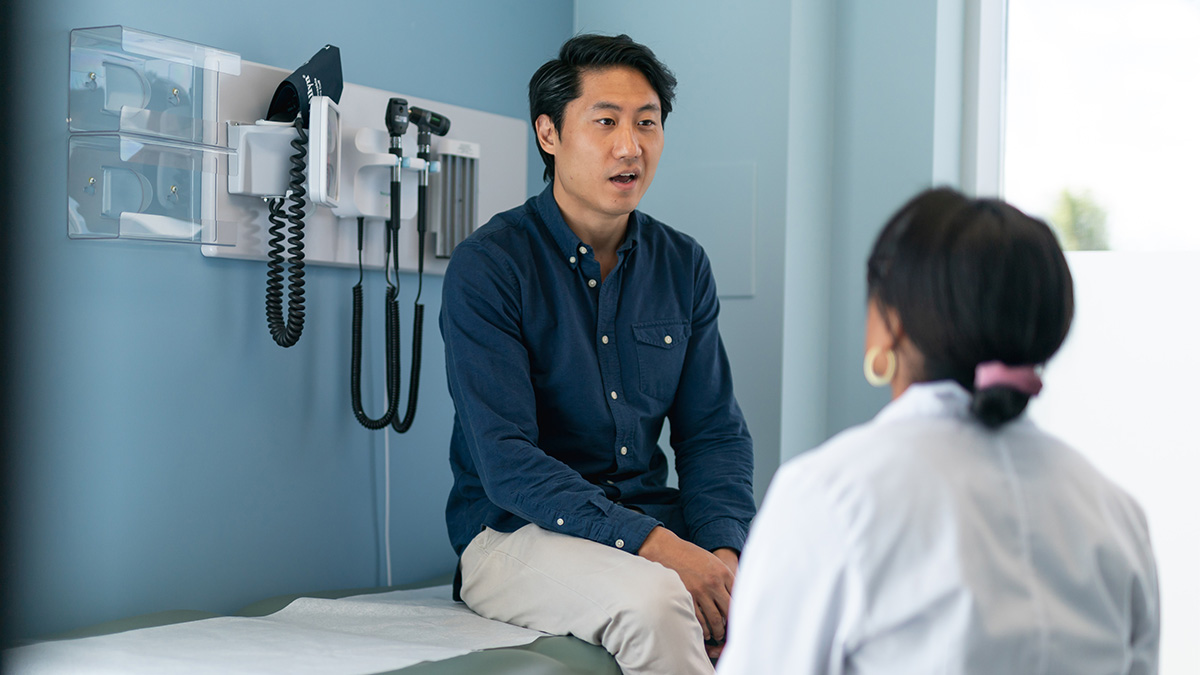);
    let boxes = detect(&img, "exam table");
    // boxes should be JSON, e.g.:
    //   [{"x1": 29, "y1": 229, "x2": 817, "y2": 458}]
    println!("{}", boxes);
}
[{"x1": 5, "y1": 576, "x2": 622, "y2": 674}]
